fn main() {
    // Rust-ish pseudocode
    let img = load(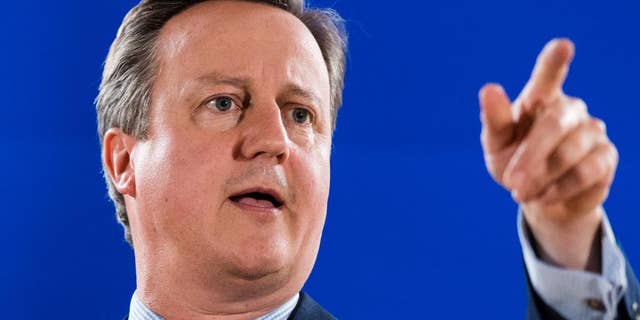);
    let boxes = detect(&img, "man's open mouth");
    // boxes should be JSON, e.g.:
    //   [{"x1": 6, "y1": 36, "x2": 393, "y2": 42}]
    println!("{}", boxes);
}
[{"x1": 229, "y1": 190, "x2": 284, "y2": 209}]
